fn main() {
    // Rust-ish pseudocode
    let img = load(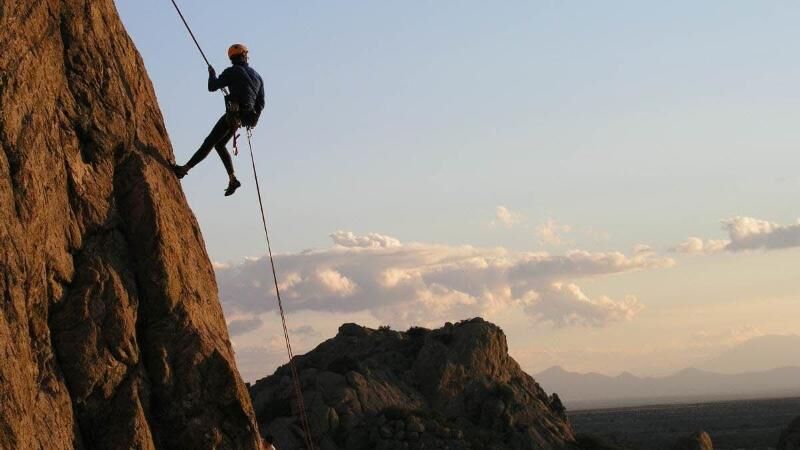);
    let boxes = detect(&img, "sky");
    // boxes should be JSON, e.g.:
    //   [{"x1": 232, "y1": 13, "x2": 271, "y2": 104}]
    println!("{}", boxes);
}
[{"x1": 117, "y1": 1, "x2": 800, "y2": 382}]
